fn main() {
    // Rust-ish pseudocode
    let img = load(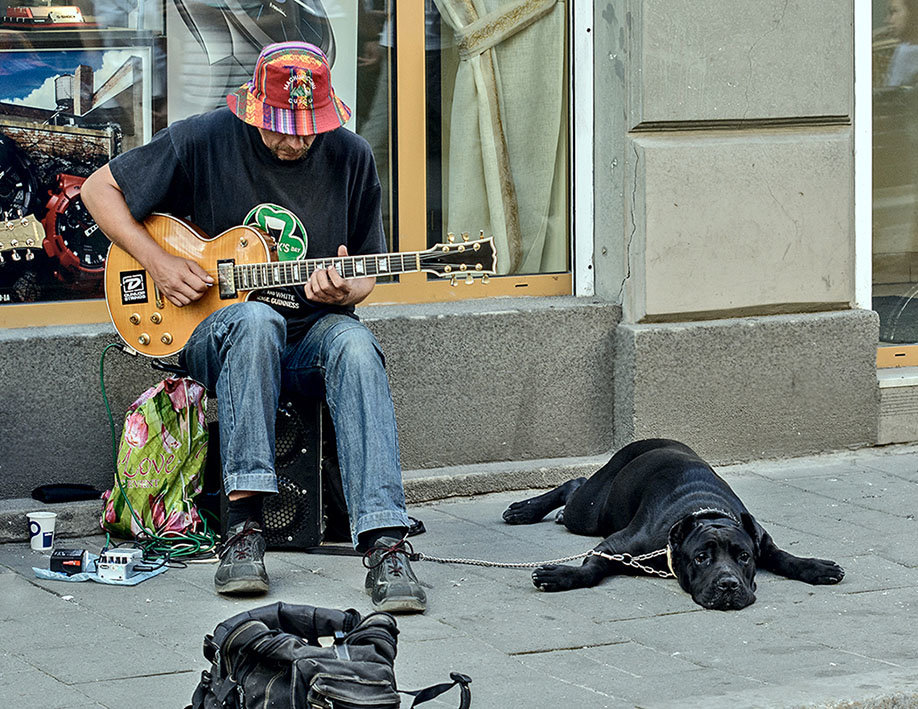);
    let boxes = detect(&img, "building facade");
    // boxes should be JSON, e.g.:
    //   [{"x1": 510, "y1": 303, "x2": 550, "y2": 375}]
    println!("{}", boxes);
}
[{"x1": 0, "y1": 1, "x2": 892, "y2": 501}]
